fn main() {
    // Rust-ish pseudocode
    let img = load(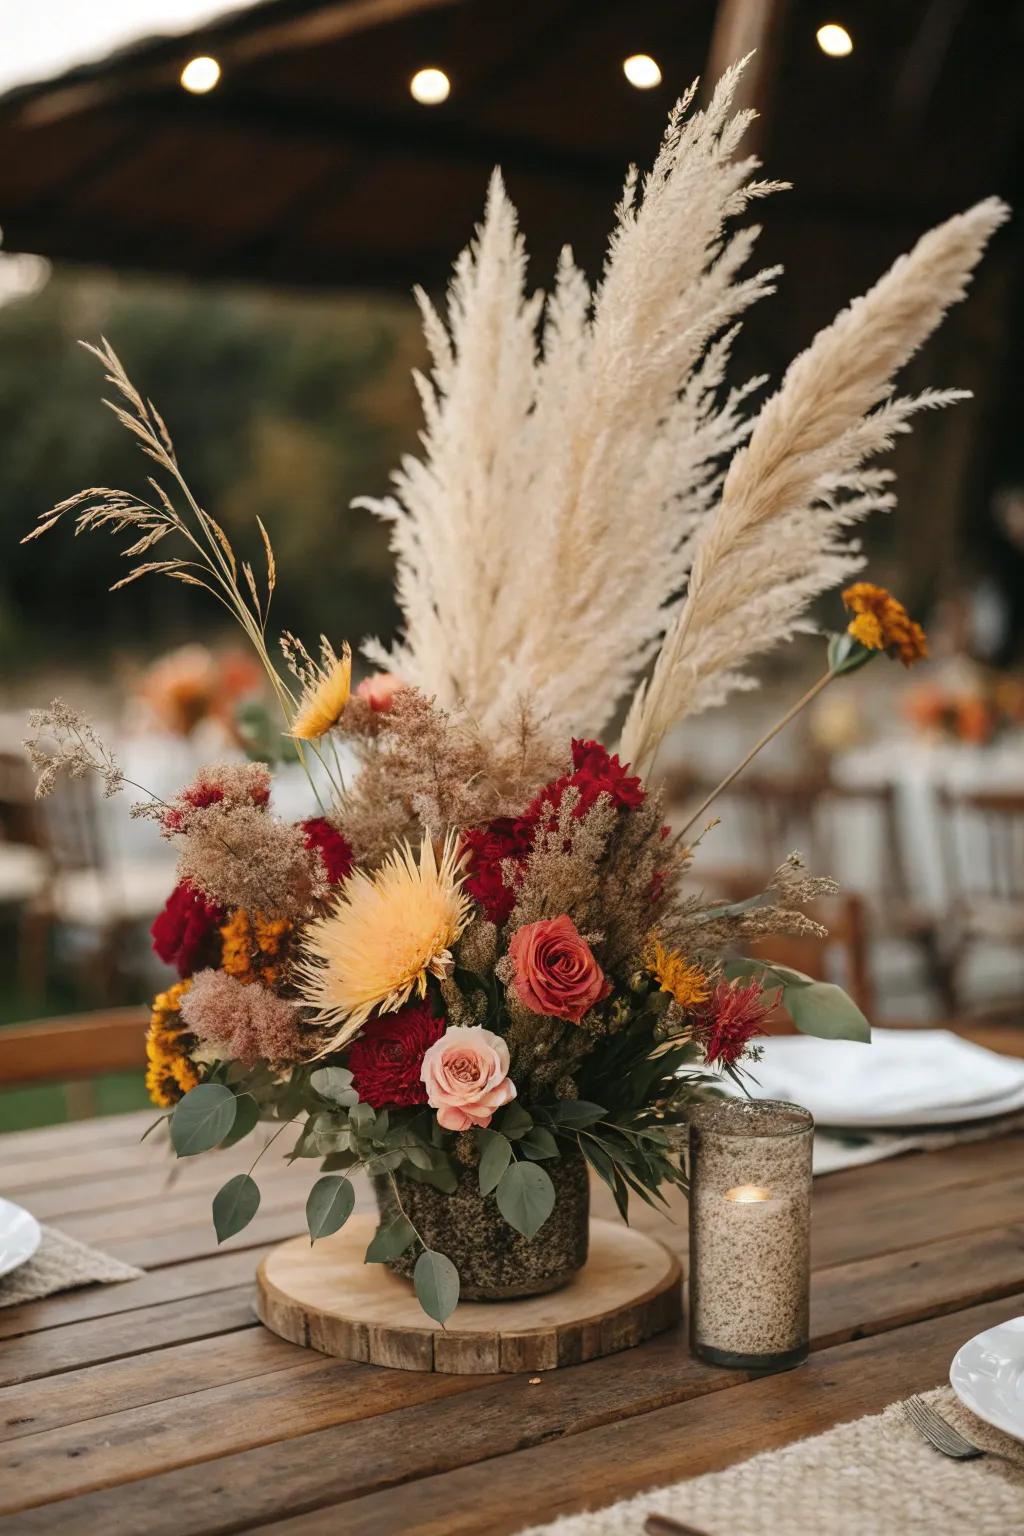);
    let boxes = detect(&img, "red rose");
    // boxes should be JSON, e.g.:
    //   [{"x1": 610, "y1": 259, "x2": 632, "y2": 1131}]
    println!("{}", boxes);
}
[
  {"x1": 301, "y1": 817, "x2": 354, "y2": 885},
  {"x1": 348, "y1": 1001, "x2": 445, "y2": 1108},
  {"x1": 508, "y1": 915, "x2": 611, "y2": 1023},
  {"x1": 151, "y1": 880, "x2": 224, "y2": 977}
]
